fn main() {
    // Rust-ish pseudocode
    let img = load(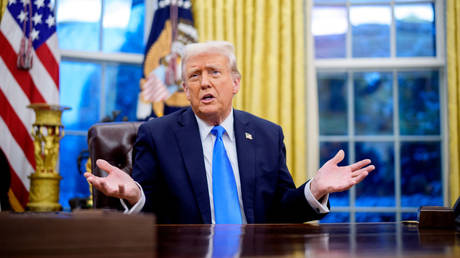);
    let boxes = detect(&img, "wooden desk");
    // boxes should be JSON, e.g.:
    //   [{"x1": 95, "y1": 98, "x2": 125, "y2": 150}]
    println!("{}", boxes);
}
[
  {"x1": 157, "y1": 223, "x2": 460, "y2": 257},
  {"x1": 1, "y1": 212, "x2": 459, "y2": 257}
]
